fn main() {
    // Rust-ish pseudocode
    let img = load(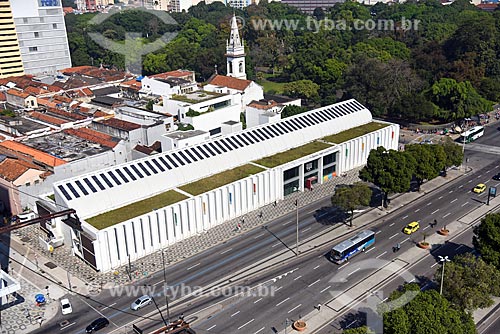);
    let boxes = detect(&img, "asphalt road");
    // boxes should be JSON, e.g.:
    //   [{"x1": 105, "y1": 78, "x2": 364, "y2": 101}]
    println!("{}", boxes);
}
[{"x1": 31, "y1": 125, "x2": 500, "y2": 334}]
